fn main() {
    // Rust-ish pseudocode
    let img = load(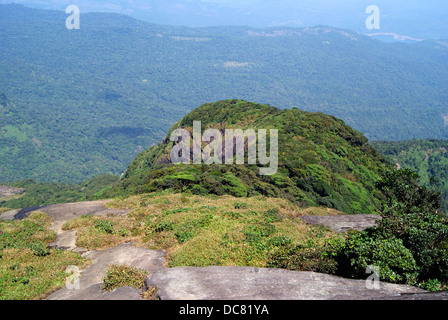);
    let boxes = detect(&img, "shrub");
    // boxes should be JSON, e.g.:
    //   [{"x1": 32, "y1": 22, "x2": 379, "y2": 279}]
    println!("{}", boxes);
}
[
  {"x1": 221, "y1": 173, "x2": 247, "y2": 197},
  {"x1": 267, "y1": 242, "x2": 338, "y2": 274},
  {"x1": 101, "y1": 265, "x2": 148, "y2": 292},
  {"x1": 264, "y1": 208, "x2": 282, "y2": 223},
  {"x1": 94, "y1": 220, "x2": 115, "y2": 234},
  {"x1": 336, "y1": 231, "x2": 419, "y2": 285},
  {"x1": 28, "y1": 242, "x2": 50, "y2": 257},
  {"x1": 233, "y1": 202, "x2": 248, "y2": 209},
  {"x1": 154, "y1": 221, "x2": 174, "y2": 233}
]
